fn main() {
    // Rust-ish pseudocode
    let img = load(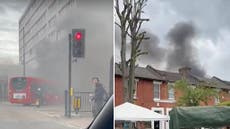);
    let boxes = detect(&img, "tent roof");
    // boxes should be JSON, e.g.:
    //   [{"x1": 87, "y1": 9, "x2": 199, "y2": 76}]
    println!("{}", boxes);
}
[
  {"x1": 115, "y1": 102, "x2": 169, "y2": 121},
  {"x1": 169, "y1": 106, "x2": 230, "y2": 129}
]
